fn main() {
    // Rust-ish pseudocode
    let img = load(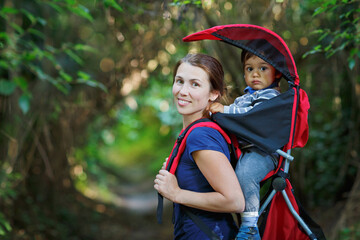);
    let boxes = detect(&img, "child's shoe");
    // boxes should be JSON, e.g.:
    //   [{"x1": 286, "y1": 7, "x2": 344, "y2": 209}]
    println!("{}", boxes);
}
[{"x1": 235, "y1": 226, "x2": 261, "y2": 240}]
